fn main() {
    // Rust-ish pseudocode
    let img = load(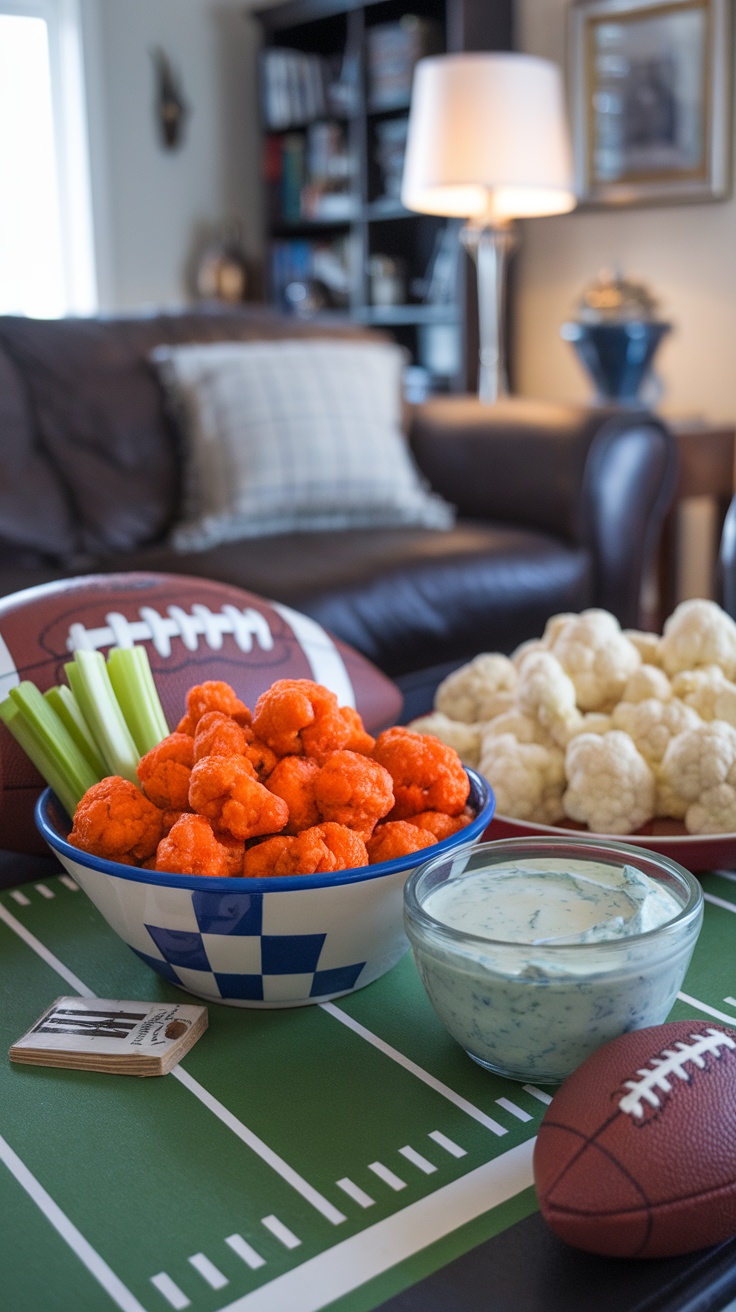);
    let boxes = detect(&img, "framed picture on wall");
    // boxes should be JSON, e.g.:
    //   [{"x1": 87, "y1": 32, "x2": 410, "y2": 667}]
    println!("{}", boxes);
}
[{"x1": 568, "y1": 0, "x2": 732, "y2": 206}]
